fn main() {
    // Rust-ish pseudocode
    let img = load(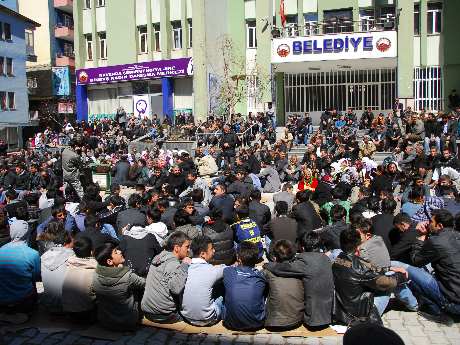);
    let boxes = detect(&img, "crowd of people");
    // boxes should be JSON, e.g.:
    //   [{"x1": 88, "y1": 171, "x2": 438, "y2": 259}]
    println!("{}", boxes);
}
[{"x1": 0, "y1": 101, "x2": 459, "y2": 340}]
